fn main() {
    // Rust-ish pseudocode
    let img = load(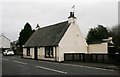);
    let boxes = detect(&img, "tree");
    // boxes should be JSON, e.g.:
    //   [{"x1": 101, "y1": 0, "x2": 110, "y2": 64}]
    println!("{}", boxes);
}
[
  {"x1": 18, "y1": 22, "x2": 34, "y2": 47},
  {"x1": 109, "y1": 25, "x2": 120, "y2": 53},
  {"x1": 86, "y1": 25, "x2": 109, "y2": 43}
]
